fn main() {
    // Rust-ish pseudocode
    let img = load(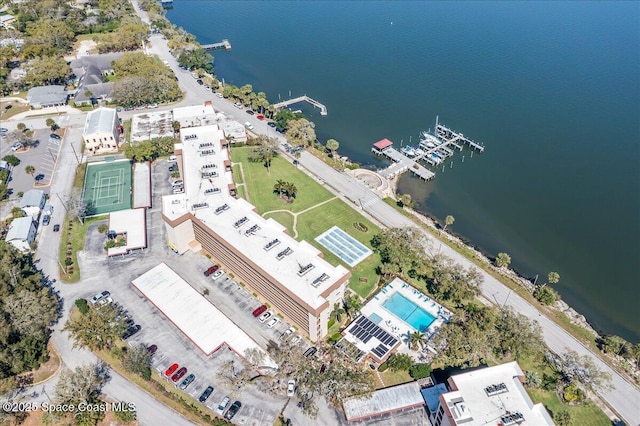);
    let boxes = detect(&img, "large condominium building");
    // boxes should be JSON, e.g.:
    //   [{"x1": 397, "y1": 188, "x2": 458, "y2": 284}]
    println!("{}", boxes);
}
[
  {"x1": 431, "y1": 362, "x2": 554, "y2": 426},
  {"x1": 161, "y1": 115, "x2": 350, "y2": 341}
]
